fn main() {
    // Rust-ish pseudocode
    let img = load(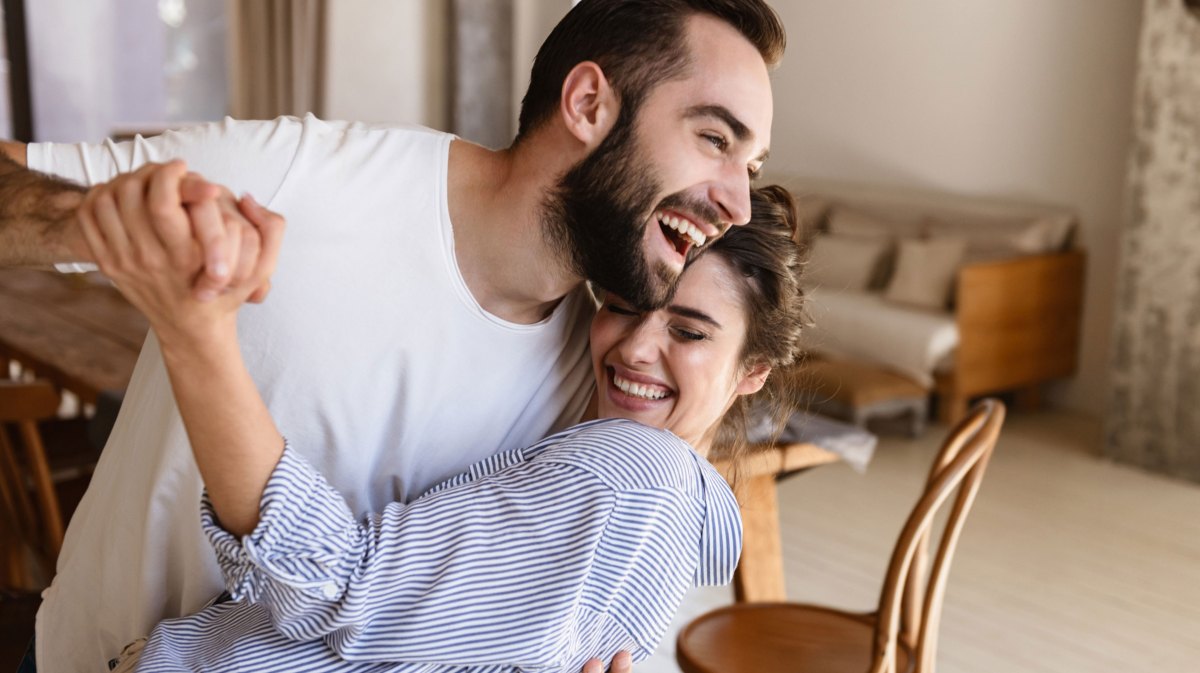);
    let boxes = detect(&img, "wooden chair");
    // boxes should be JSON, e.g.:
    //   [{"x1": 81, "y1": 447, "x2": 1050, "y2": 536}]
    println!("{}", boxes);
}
[
  {"x1": 676, "y1": 399, "x2": 1006, "y2": 673},
  {"x1": 0, "y1": 381, "x2": 67, "y2": 587}
]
